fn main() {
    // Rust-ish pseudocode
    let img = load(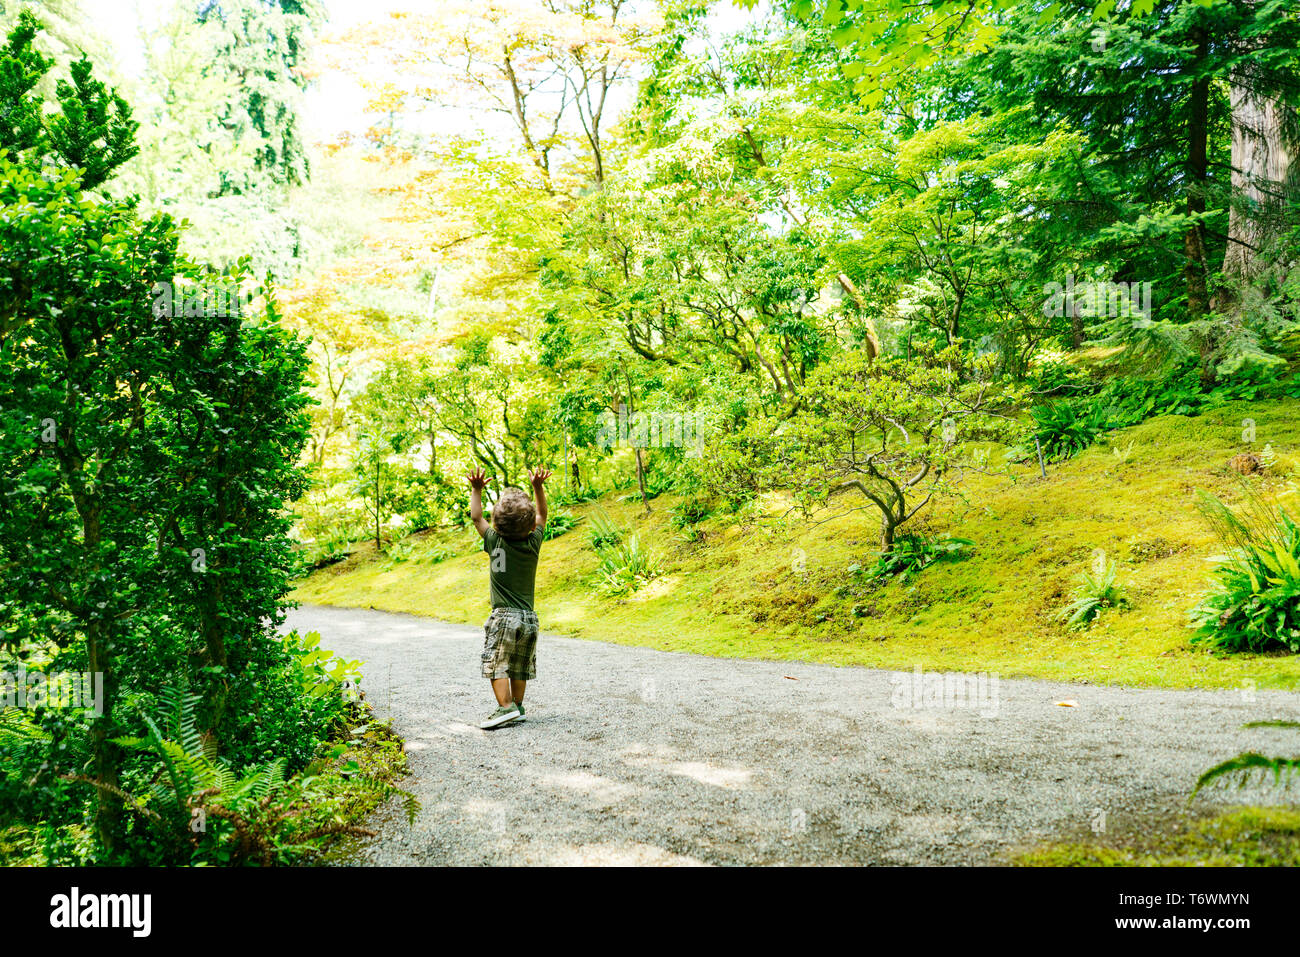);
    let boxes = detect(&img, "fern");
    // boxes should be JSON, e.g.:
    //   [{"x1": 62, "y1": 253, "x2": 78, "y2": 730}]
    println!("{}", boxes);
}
[
  {"x1": 113, "y1": 688, "x2": 289, "y2": 828},
  {"x1": 0, "y1": 707, "x2": 50, "y2": 764},
  {"x1": 110, "y1": 688, "x2": 419, "y2": 864},
  {"x1": 1061, "y1": 559, "x2": 1130, "y2": 629},
  {"x1": 340, "y1": 774, "x2": 419, "y2": 826},
  {"x1": 1192, "y1": 721, "x2": 1300, "y2": 800}
]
